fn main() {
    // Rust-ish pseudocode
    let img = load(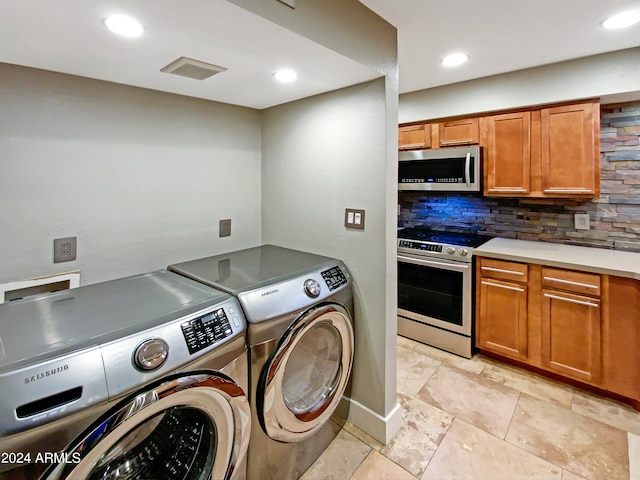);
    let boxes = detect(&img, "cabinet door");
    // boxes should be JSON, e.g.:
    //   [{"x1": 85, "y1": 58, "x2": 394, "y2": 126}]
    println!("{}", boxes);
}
[
  {"x1": 541, "y1": 290, "x2": 601, "y2": 383},
  {"x1": 477, "y1": 278, "x2": 528, "y2": 359},
  {"x1": 438, "y1": 118, "x2": 479, "y2": 147},
  {"x1": 541, "y1": 102, "x2": 600, "y2": 197},
  {"x1": 482, "y1": 112, "x2": 531, "y2": 196},
  {"x1": 399, "y1": 124, "x2": 431, "y2": 150}
]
